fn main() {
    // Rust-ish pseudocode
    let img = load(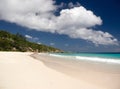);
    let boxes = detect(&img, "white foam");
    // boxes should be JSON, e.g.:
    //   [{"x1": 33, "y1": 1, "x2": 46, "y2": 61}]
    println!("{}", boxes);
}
[
  {"x1": 49, "y1": 54, "x2": 120, "y2": 64},
  {"x1": 76, "y1": 56, "x2": 120, "y2": 64},
  {"x1": 49, "y1": 54, "x2": 71, "y2": 58}
]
